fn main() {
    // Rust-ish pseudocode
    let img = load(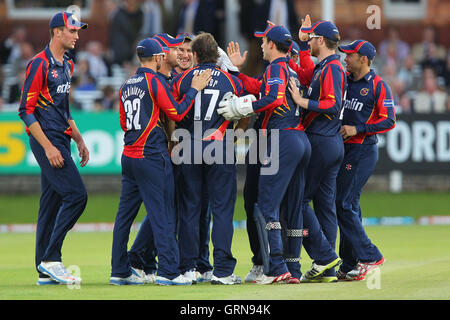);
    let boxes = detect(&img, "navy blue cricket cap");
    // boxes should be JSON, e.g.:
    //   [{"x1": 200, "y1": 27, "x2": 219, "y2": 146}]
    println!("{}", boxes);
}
[
  {"x1": 49, "y1": 11, "x2": 88, "y2": 30},
  {"x1": 290, "y1": 41, "x2": 300, "y2": 55},
  {"x1": 153, "y1": 33, "x2": 184, "y2": 48},
  {"x1": 339, "y1": 40, "x2": 376, "y2": 60},
  {"x1": 176, "y1": 32, "x2": 196, "y2": 42},
  {"x1": 302, "y1": 20, "x2": 339, "y2": 42},
  {"x1": 136, "y1": 38, "x2": 168, "y2": 58},
  {"x1": 254, "y1": 24, "x2": 293, "y2": 47}
]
